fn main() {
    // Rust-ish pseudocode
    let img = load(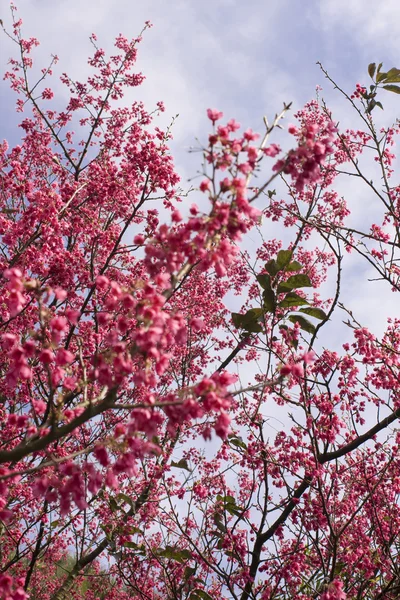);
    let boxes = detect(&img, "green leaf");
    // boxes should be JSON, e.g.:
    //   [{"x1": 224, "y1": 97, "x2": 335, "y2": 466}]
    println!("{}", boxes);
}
[
  {"x1": 213, "y1": 515, "x2": 227, "y2": 533},
  {"x1": 262, "y1": 288, "x2": 276, "y2": 312},
  {"x1": 264, "y1": 259, "x2": 279, "y2": 277},
  {"x1": 276, "y1": 249, "x2": 292, "y2": 270},
  {"x1": 384, "y1": 67, "x2": 400, "y2": 82},
  {"x1": 130, "y1": 542, "x2": 146, "y2": 555},
  {"x1": 109, "y1": 497, "x2": 119, "y2": 513},
  {"x1": 278, "y1": 292, "x2": 309, "y2": 308},
  {"x1": 299, "y1": 307, "x2": 327, "y2": 320},
  {"x1": 334, "y1": 561, "x2": 346, "y2": 576},
  {"x1": 377, "y1": 62, "x2": 383, "y2": 73},
  {"x1": 232, "y1": 308, "x2": 263, "y2": 333},
  {"x1": 157, "y1": 546, "x2": 191, "y2": 563},
  {"x1": 184, "y1": 566, "x2": 196, "y2": 580},
  {"x1": 288, "y1": 315, "x2": 316, "y2": 334},
  {"x1": 171, "y1": 458, "x2": 191, "y2": 471},
  {"x1": 385, "y1": 76, "x2": 400, "y2": 83},
  {"x1": 256, "y1": 273, "x2": 272, "y2": 290},
  {"x1": 225, "y1": 504, "x2": 243, "y2": 517},
  {"x1": 117, "y1": 493, "x2": 134, "y2": 508},
  {"x1": 122, "y1": 540, "x2": 146, "y2": 555},
  {"x1": 232, "y1": 312, "x2": 243, "y2": 329},
  {"x1": 189, "y1": 590, "x2": 214, "y2": 600},
  {"x1": 366, "y1": 99, "x2": 376, "y2": 114},
  {"x1": 368, "y1": 62, "x2": 376, "y2": 79},
  {"x1": 216, "y1": 494, "x2": 244, "y2": 517},
  {"x1": 375, "y1": 101, "x2": 384, "y2": 110},
  {"x1": 286, "y1": 260, "x2": 302, "y2": 272},
  {"x1": 383, "y1": 84, "x2": 400, "y2": 94},
  {"x1": 376, "y1": 72, "x2": 388, "y2": 83},
  {"x1": 127, "y1": 526, "x2": 143, "y2": 535},
  {"x1": 123, "y1": 541, "x2": 141, "y2": 549},
  {"x1": 216, "y1": 494, "x2": 236, "y2": 504},
  {"x1": 227, "y1": 434, "x2": 247, "y2": 450},
  {"x1": 244, "y1": 322, "x2": 263, "y2": 333},
  {"x1": 242, "y1": 308, "x2": 263, "y2": 321},
  {"x1": 277, "y1": 274, "x2": 313, "y2": 294}
]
